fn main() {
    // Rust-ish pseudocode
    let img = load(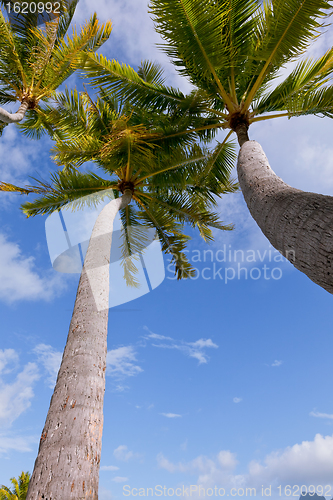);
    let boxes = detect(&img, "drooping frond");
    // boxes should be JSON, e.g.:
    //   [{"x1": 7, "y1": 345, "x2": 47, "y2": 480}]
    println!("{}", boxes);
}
[{"x1": 20, "y1": 170, "x2": 117, "y2": 216}]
